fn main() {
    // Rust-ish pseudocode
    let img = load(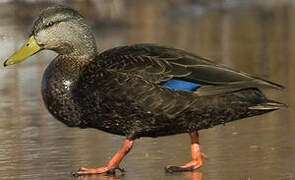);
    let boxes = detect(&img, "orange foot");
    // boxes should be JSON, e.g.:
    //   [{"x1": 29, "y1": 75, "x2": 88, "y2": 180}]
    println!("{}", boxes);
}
[
  {"x1": 166, "y1": 132, "x2": 206, "y2": 173},
  {"x1": 73, "y1": 139, "x2": 134, "y2": 176},
  {"x1": 73, "y1": 166, "x2": 125, "y2": 176},
  {"x1": 165, "y1": 159, "x2": 202, "y2": 172}
]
